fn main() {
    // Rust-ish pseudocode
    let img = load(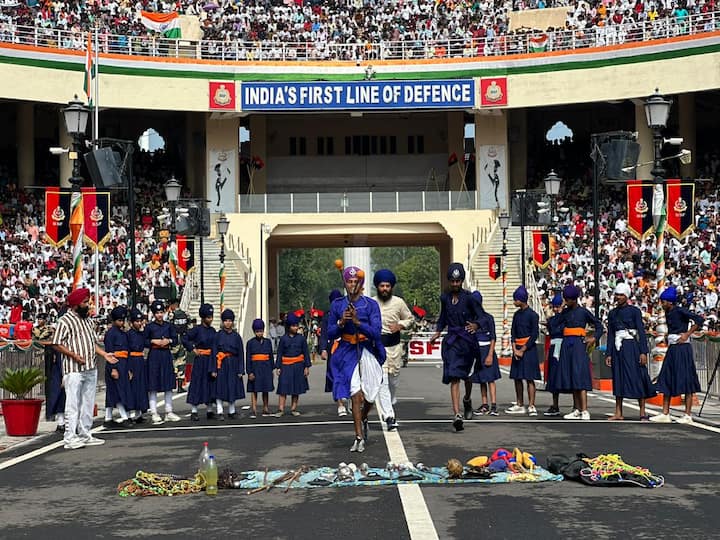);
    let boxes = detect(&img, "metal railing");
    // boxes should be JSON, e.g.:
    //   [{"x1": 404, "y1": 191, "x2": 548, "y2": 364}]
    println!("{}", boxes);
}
[
  {"x1": 0, "y1": 11, "x2": 717, "y2": 61},
  {"x1": 239, "y1": 190, "x2": 477, "y2": 214}
]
